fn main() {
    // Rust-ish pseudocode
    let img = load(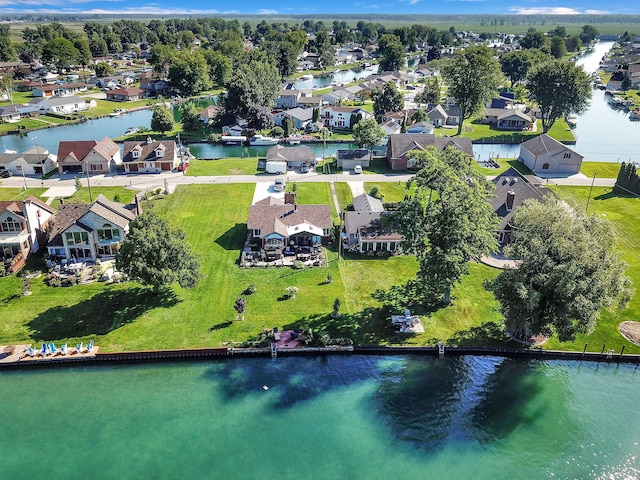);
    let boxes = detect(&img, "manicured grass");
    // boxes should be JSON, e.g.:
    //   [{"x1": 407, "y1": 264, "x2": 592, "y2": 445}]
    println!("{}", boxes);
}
[
  {"x1": 63, "y1": 187, "x2": 136, "y2": 205},
  {"x1": 0, "y1": 188, "x2": 48, "y2": 201},
  {"x1": 476, "y1": 158, "x2": 532, "y2": 176},
  {"x1": 364, "y1": 181, "x2": 409, "y2": 203},
  {"x1": 365, "y1": 157, "x2": 394, "y2": 174},
  {"x1": 545, "y1": 186, "x2": 640, "y2": 354},
  {"x1": 186, "y1": 158, "x2": 259, "y2": 176},
  {"x1": 580, "y1": 161, "x2": 622, "y2": 179},
  {"x1": 443, "y1": 118, "x2": 576, "y2": 144},
  {"x1": 334, "y1": 182, "x2": 353, "y2": 210}
]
